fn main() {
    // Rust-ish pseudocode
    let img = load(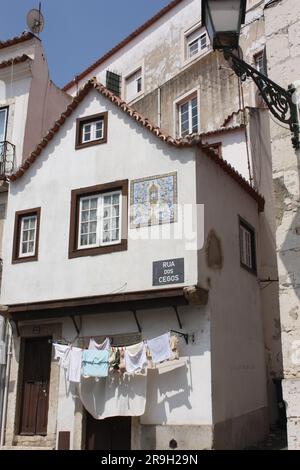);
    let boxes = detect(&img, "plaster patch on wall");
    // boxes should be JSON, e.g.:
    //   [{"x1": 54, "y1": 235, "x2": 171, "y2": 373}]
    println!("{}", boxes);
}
[{"x1": 205, "y1": 229, "x2": 223, "y2": 270}]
